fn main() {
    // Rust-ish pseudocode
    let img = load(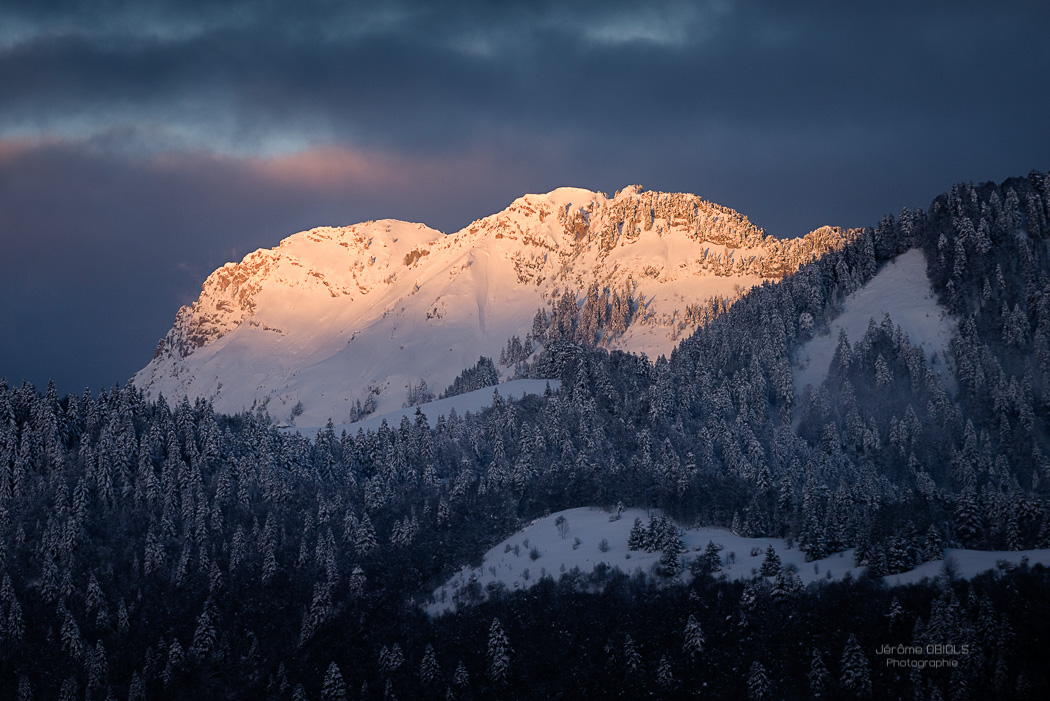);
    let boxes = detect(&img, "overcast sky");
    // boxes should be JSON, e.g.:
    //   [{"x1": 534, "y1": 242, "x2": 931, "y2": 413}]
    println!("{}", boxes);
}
[{"x1": 2, "y1": 0, "x2": 1049, "y2": 395}]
